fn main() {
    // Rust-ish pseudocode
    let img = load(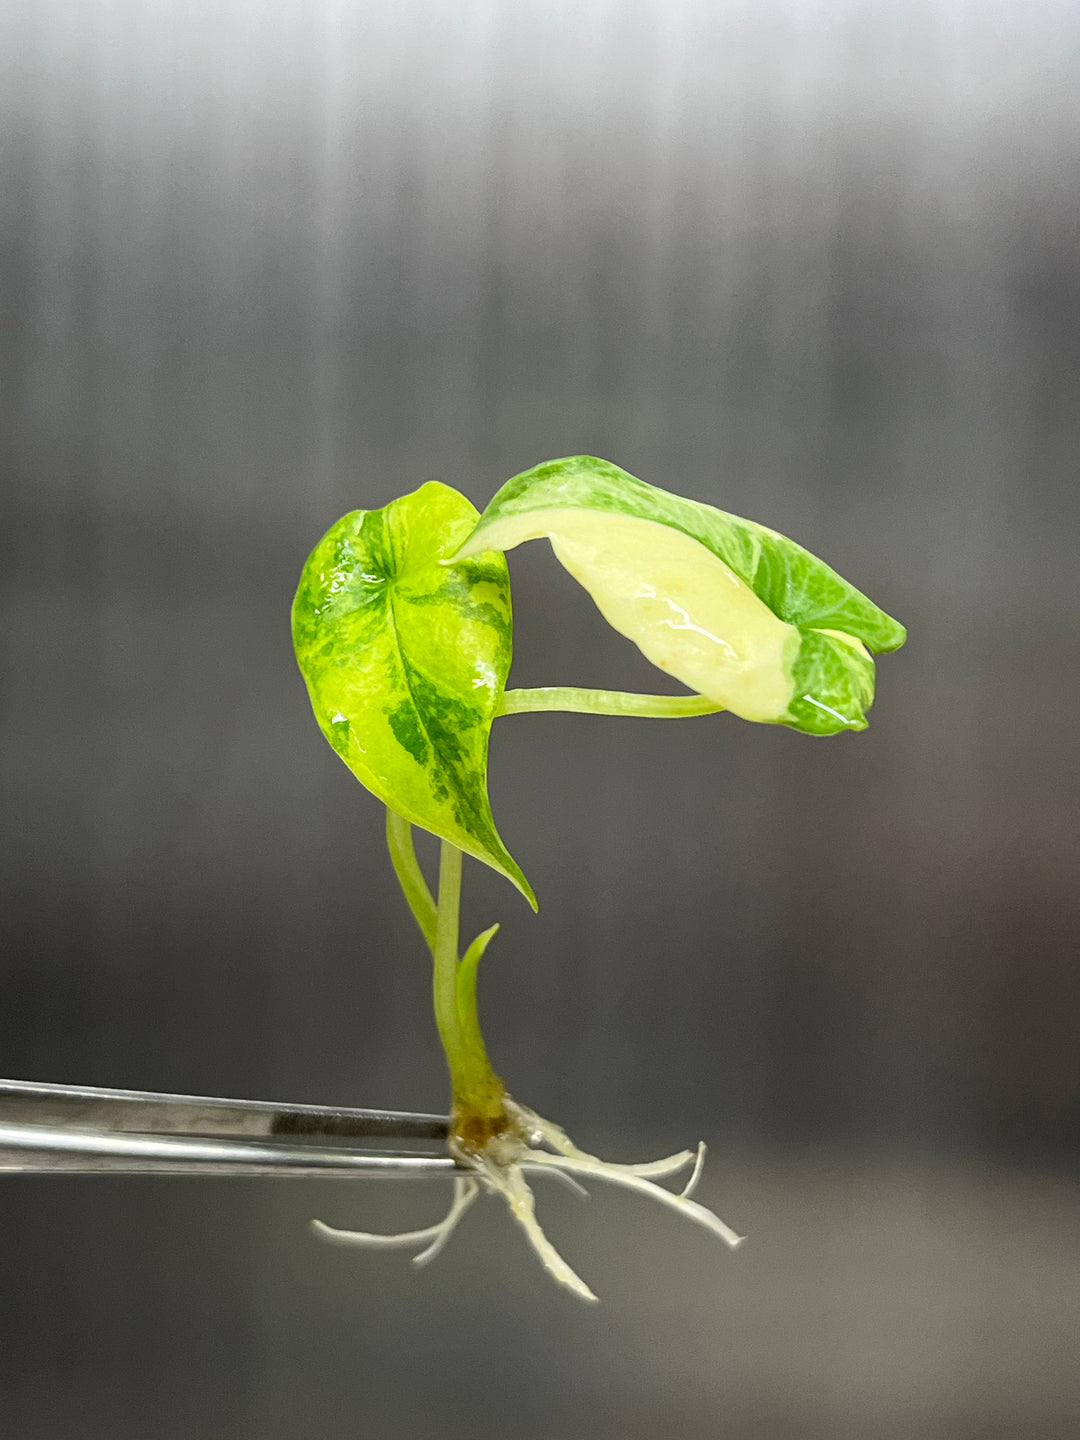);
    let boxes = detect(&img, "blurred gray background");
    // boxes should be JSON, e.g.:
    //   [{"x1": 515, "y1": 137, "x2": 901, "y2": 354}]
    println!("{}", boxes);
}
[{"x1": 2, "y1": 2, "x2": 1078, "y2": 1437}]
